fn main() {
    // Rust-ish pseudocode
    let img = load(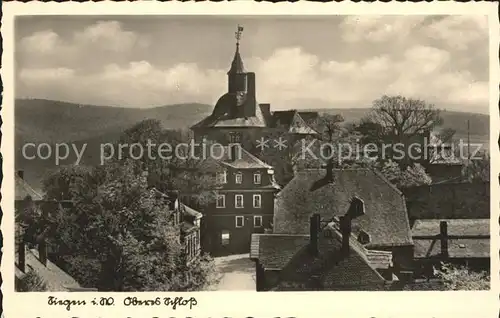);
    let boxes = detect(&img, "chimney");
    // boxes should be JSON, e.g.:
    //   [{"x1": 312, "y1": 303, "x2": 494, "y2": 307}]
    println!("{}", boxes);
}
[
  {"x1": 323, "y1": 160, "x2": 334, "y2": 181},
  {"x1": 17, "y1": 170, "x2": 24, "y2": 180},
  {"x1": 309, "y1": 214, "x2": 320, "y2": 256},
  {"x1": 38, "y1": 240, "x2": 48, "y2": 266},
  {"x1": 340, "y1": 216, "x2": 351, "y2": 256},
  {"x1": 38, "y1": 208, "x2": 49, "y2": 266},
  {"x1": 440, "y1": 221, "x2": 449, "y2": 258},
  {"x1": 229, "y1": 143, "x2": 242, "y2": 162},
  {"x1": 228, "y1": 133, "x2": 242, "y2": 162},
  {"x1": 245, "y1": 72, "x2": 256, "y2": 117},
  {"x1": 259, "y1": 103, "x2": 271, "y2": 121}
]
